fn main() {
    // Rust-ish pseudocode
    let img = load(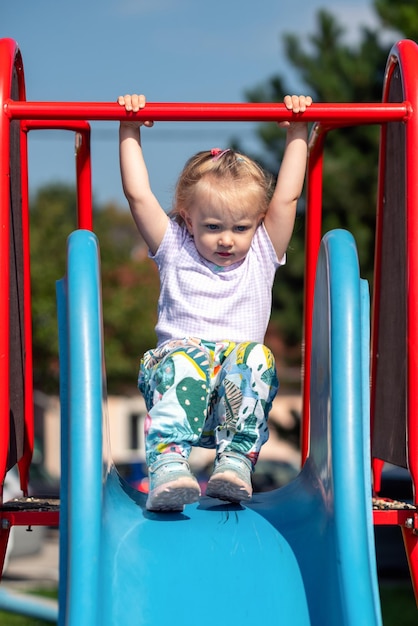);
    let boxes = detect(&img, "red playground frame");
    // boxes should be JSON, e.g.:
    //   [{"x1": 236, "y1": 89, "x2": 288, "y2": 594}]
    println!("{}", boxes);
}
[{"x1": 0, "y1": 36, "x2": 417, "y2": 608}]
